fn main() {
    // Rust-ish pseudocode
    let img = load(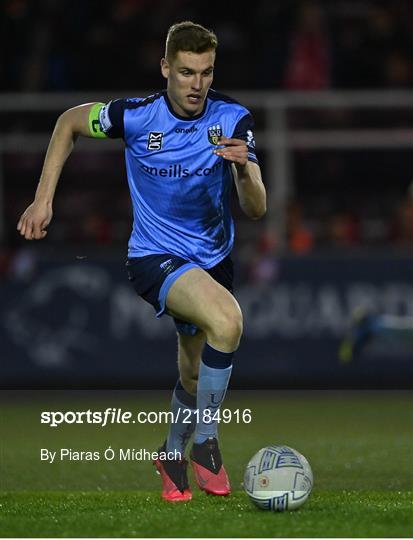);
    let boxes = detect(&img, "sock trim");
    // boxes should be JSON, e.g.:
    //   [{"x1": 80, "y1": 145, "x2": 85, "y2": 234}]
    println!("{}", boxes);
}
[
  {"x1": 202, "y1": 343, "x2": 234, "y2": 369},
  {"x1": 175, "y1": 379, "x2": 196, "y2": 409}
]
